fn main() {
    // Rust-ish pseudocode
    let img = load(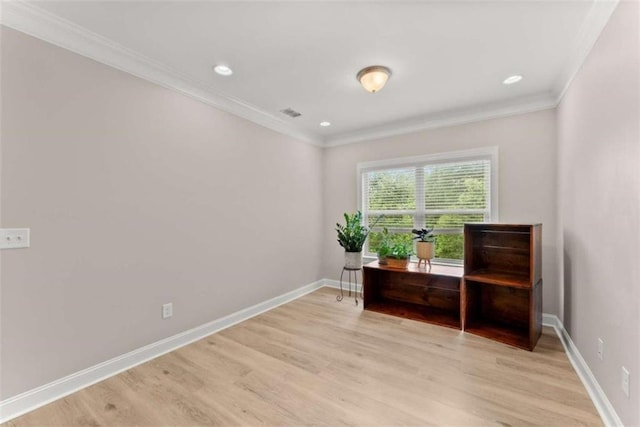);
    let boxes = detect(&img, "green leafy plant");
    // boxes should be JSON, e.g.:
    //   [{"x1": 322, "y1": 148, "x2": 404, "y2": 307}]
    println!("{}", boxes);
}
[
  {"x1": 336, "y1": 211, "x2": 382, "y2": 253},
  {"x1": 412, "y1": 227, "x2": 435, "y2": 243},
  {"x1": 377, "y1": 228, "x2": 393, "y2": 258},
  {"x1": 388, "y1": 241, "x2": 413, "y2": 259}
]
